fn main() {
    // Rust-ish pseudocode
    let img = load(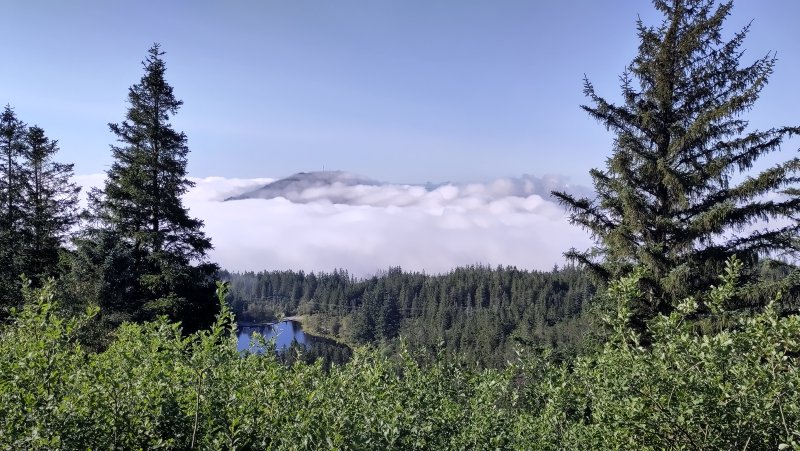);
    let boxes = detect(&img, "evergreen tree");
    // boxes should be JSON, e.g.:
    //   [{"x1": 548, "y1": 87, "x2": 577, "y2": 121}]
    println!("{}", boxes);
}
[
  {"x1": 21, "y1": 126, "x2": 80, "y2": 286},
  {"x1": 0, "y1": 106, "x2": 28, "y2": 309},
  {"x1": 553, "y1": 0, "x2": 800, "y2": 326},
  {"x1": 379, "y1": 294, "x2": 401, "y2": 339},
  {"x1": 80, "y1": 44, "x2": 217, "y2": 331}
]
